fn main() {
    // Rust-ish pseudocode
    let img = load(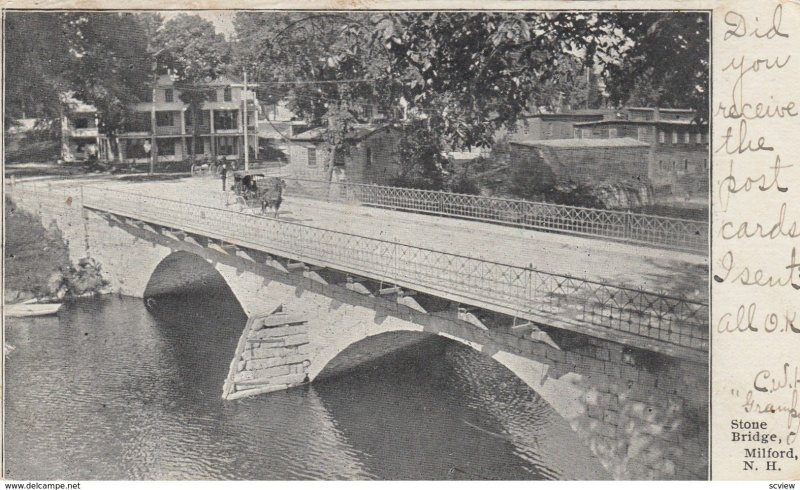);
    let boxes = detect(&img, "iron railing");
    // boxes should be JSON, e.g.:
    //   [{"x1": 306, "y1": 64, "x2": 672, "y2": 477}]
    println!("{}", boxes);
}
[
  {"x1": 281, "y1": 178, "x2": 708, "y2": 254},
  {"x1": 78, "y1": 186, "x2": 708, "y2": 354}
]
